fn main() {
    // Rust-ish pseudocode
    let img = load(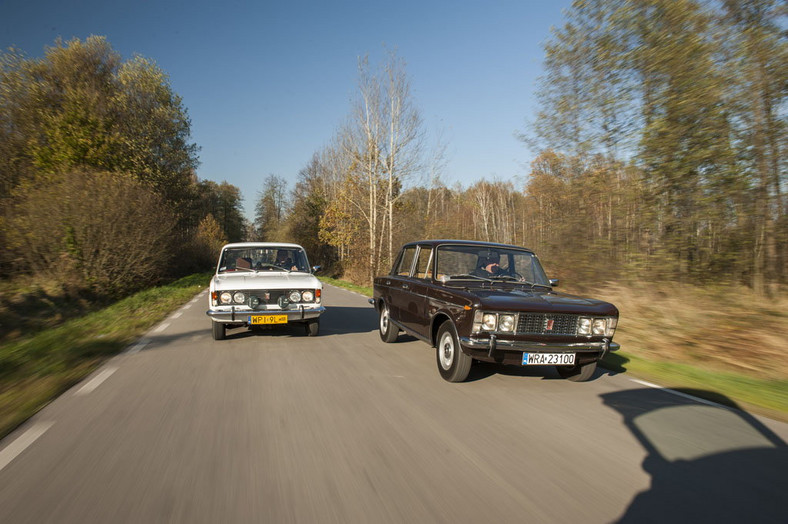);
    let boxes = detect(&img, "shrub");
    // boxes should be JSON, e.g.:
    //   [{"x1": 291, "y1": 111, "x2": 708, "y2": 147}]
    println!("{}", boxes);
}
[{"x1": 7, "y1": 170, "x2": 176, "y2": 294}]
